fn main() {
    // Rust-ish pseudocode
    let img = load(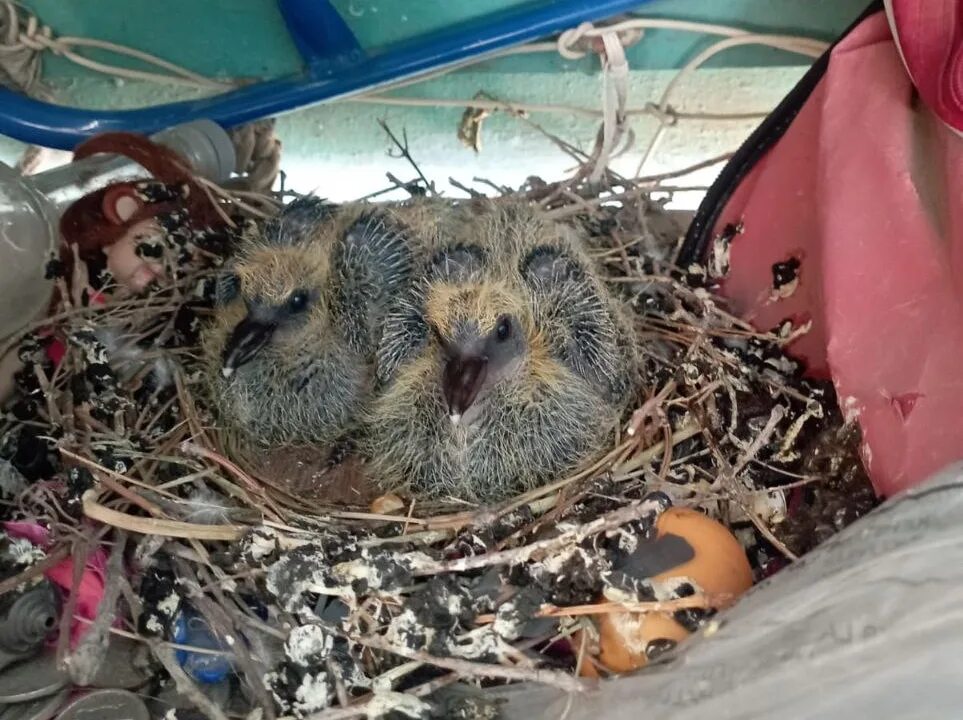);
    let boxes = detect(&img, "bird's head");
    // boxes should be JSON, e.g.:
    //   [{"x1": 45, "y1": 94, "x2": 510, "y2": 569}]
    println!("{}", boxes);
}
[
  {"x1": 425, "y1": 280, "x2": 531, "y2": 426},
  {"x1": 219, "y1": 244, "x2": 329, "y2": 378}
]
